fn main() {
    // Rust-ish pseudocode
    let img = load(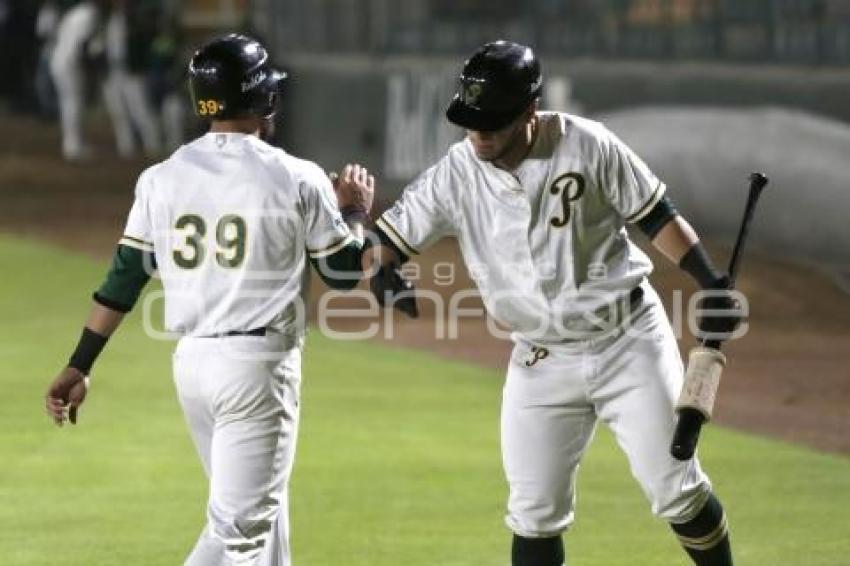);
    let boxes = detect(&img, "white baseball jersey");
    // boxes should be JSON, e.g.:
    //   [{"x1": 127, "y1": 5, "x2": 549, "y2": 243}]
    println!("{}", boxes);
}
[
  {"x1": 377, "y1": 111, "x2": 666, "y2": 341},
  {"x1": 120, "y1": 132, "x2": 353, "y2": 336}
]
